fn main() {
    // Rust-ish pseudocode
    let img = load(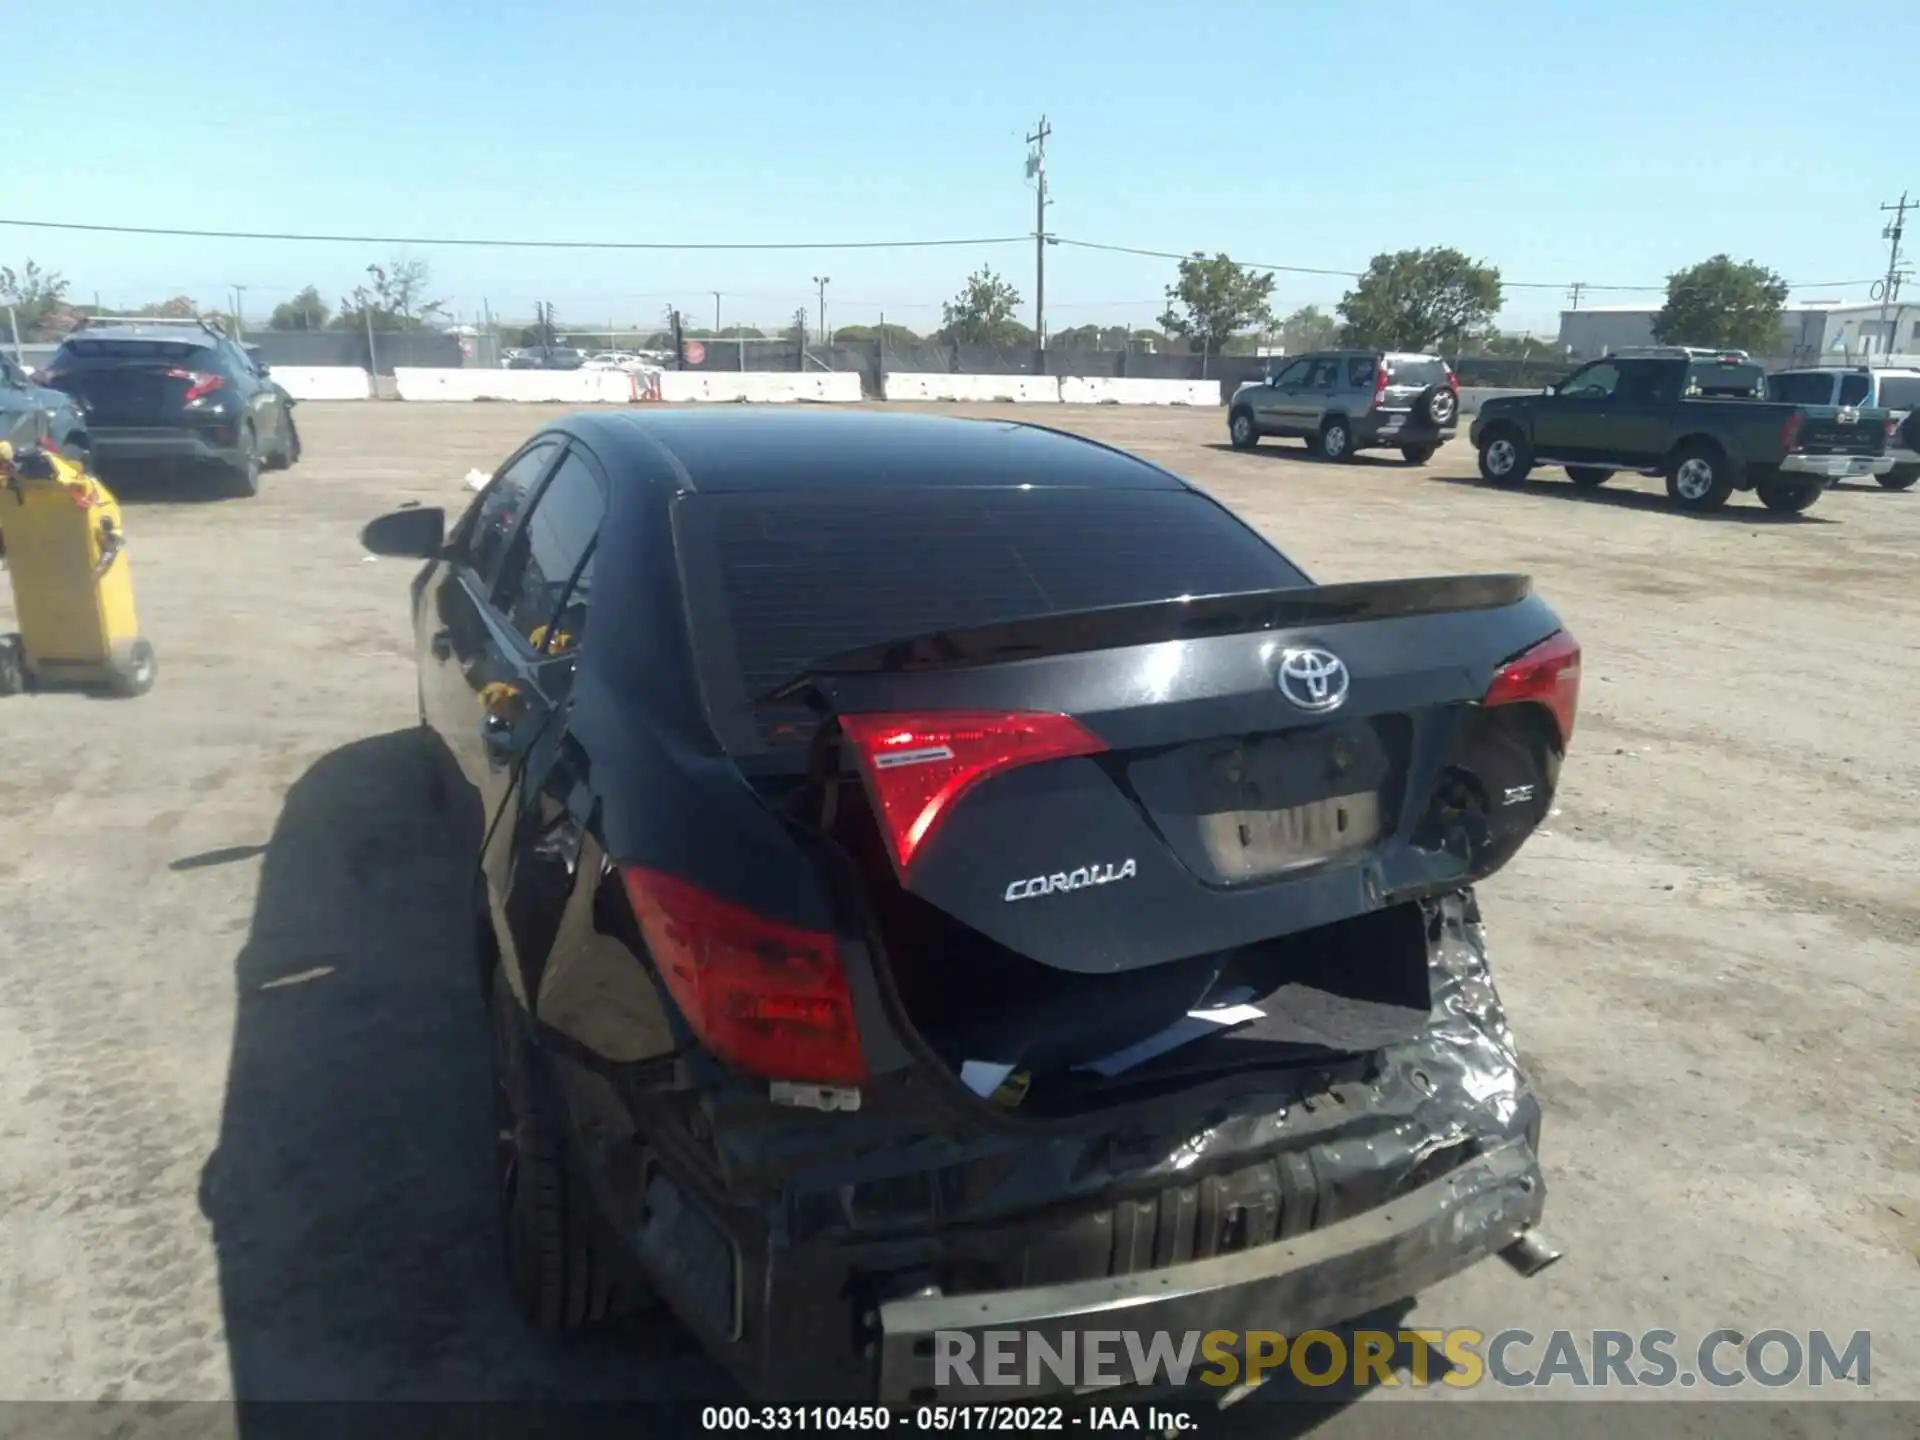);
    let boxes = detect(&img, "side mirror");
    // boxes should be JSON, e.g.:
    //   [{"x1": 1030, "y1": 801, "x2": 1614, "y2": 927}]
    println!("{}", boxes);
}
[
  {"x1": 1542, "y1": 384, "x2": 1558, "y2": 396},
  {"x1": 360, "y1": 506, "x2": 446, "y2": 558}
]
